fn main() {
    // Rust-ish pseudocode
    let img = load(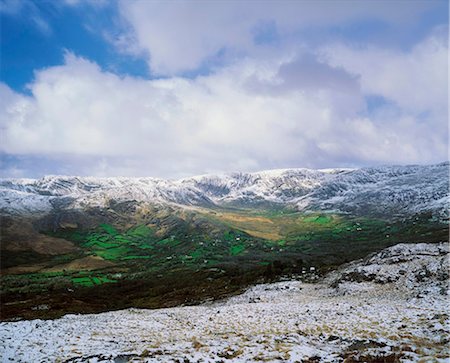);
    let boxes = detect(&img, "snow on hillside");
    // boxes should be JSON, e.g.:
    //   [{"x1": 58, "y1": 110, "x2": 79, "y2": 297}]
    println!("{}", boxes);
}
[
  {"x1": 295, "y1": 162, "x2": 449, "y2": 218},
  {"x1": 1, "y1": 242, "x2": 448, "y2": 362},
  {"x1": 0, "y1": 162, "x2": 448, "y2": 217}
]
